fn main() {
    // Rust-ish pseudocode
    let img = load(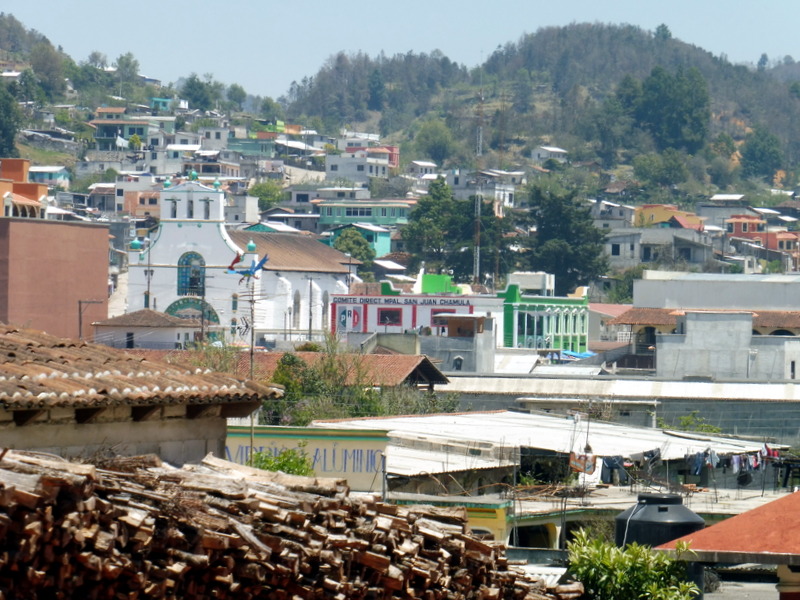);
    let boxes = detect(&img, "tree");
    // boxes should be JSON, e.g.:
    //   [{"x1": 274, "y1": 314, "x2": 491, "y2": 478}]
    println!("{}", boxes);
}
[
  {"x1": 568, "y1": 529, "x2": 698, "y2": 600},
  {"x1": 367, "y1": 68, "x2": 385, "y2": 111},
  {"x1": 29, "y1": 42, "x2": 65, "y2": 99},
  {"x1": 248, "y1": 180, "x2": 284, "y2": 211},
  {"x1": 181, "y1": 73, "x2": 214, "y2": 111},
  {"x1": 414, "y1": 120, "x2": 455, "y2": 165},
  {"x1": 227, "y1": 83, "x2": 247, "y2": 111},
  {"x1": 86, "y1": 51, "x2": 107, "y2": 69},
  {"x1": 0, "y1": 83, "x2": 21, "y2": 156},
  {"x1": 333, "y1": 228, "x2": 376, "y2": 273},
  {"x1": 741, "y1": 126, "x2": 783, "y2": 180},
  {"x1": 113, "y1": 52, "x2": 139, "y2": 96},
  {"x1": 260, "y1": 96, "x2": 285, "y2": 121},
  {"x1": 525, "y1": 180, "x2": 607, "y2": 296},
  {"x1": 128, "y1": 133, "x2": 142, "y2": 151},
  {"x1": 654, "y1": 24, "x2": 672, "y2": 41}
]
